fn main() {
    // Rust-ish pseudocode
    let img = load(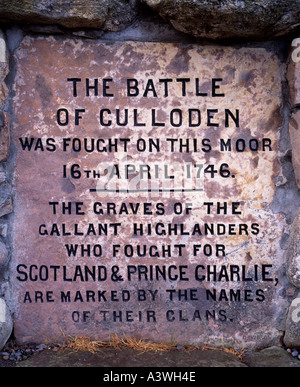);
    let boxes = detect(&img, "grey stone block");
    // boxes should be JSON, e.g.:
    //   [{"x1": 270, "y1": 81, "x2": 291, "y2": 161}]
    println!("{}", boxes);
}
[{"x1": 0, "y1": 298, "x2": 12, "y2": 351}]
